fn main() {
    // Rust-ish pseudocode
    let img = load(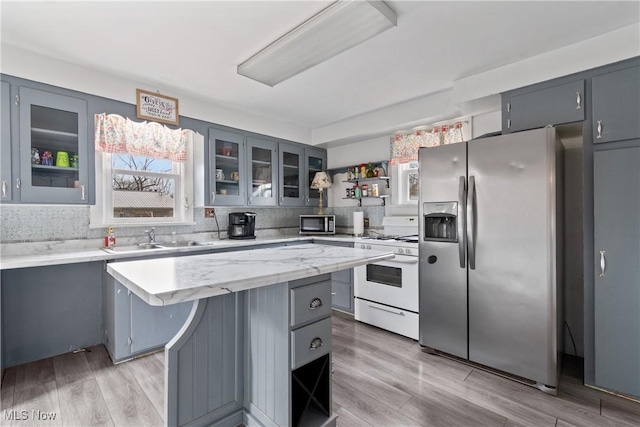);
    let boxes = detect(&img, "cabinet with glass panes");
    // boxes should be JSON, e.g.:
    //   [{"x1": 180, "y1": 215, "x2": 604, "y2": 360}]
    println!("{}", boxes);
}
[
  {"x1": 279, "y1": 142, "x2": 304, "y2": 207},
  {"x1": 247, "y1": 136, "x2": 277, "y2": 206},
  {"x1": 208, "y1": 127, "x2": 246, "y2": 206},
  {"x1": 304, "y1": 148, "x2": 327, "y2": 208},
  {"x1": 18, "y1": 86, "x2": 89, "y2": 204}
]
